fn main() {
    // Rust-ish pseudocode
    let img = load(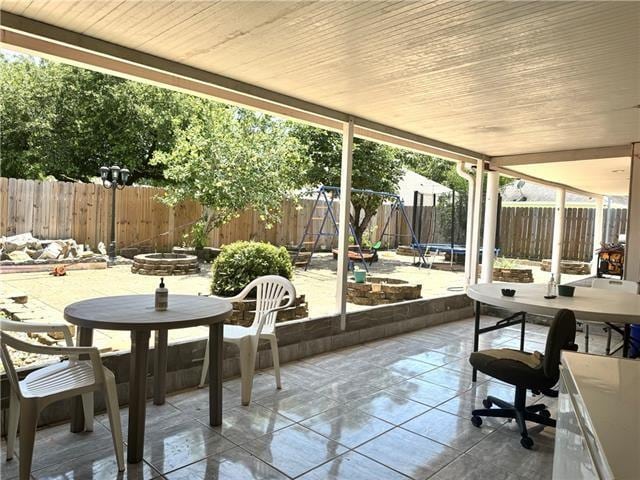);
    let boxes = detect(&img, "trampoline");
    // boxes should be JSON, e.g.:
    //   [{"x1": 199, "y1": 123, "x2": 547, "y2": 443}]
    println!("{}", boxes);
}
[{"x1": 411, "y1": 243, "x2": 501, "y2": 265}]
